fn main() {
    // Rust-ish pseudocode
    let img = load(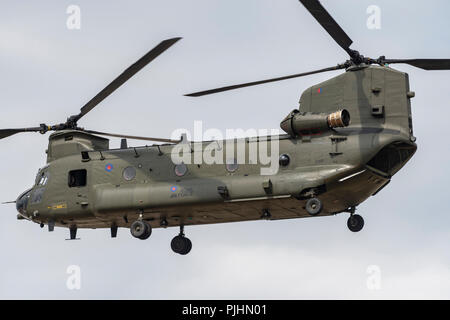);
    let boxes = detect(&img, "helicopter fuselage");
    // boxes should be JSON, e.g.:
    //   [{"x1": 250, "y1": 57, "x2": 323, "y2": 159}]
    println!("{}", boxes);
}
[{"x1": 16, "y1": 65, "x2": 417, "y2": 233}]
